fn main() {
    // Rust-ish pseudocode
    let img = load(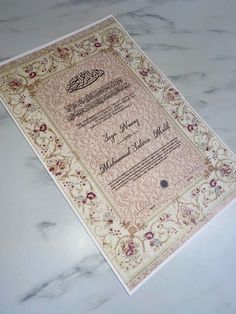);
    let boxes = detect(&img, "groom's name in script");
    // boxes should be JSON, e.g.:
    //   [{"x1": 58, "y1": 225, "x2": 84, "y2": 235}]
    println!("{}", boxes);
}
[{"x1": 153, "y1": 121, "x2": 170, "y2": 138}]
